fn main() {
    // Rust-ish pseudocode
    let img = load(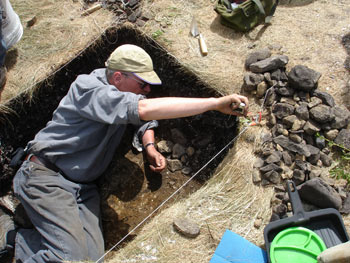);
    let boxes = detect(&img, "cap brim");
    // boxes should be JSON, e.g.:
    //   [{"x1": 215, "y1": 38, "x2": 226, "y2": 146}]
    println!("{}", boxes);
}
[{"x1": 132, "y1": 71, "x2": 162, "y2": 85}]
